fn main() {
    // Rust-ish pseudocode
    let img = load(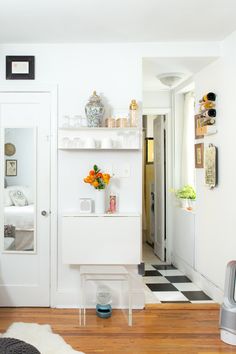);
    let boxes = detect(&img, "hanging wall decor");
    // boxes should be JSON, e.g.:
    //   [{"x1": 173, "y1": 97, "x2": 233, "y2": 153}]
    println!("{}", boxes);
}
[
  {"x1": 196, "y1": 92, "x2": 217, "y2": 137},
  {"x1": 195, "y1": 143, "x2": 204, "y2": 168},
  {"x1": 205, "y1": 143, "x2": 218, "y2": 189},
  {"x1": 6, "y1": 56, "x2": 35, "y2": 80},
  {"x1": 4, "y1": 143, "x2": 16, "y2": 156},
  {"x1": 194, "y1": 114, "x2": 204, "y2": 139},
  {"x1": 5, "y1": 159, "x2": 17, "y2": 176}
]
